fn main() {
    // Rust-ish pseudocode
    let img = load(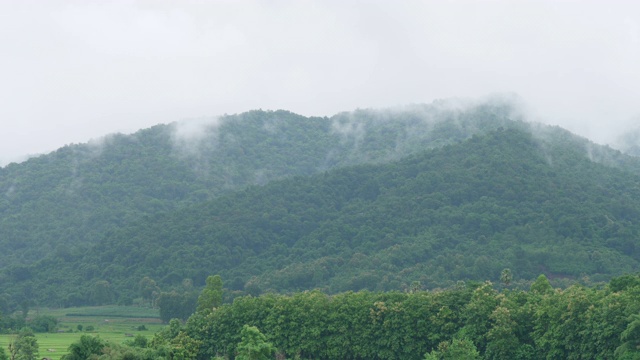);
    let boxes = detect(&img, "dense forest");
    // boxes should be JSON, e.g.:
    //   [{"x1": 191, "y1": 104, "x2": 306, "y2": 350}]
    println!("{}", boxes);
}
[
  {"x1": 3, "y1": 100, "x2": 640, "y2": 358},
  {"x1": 56, "y1": 274, "x2": 640, "y2": 359},
  {"x1": 2, "y1": 99, "x2": 640, "y2": 311},
  {"x1": 0, "y1": 101, "x2": 518, "y2": 266},
  {"x1": 3, "y1": 125, "x2": 640, "y2": 309}
]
